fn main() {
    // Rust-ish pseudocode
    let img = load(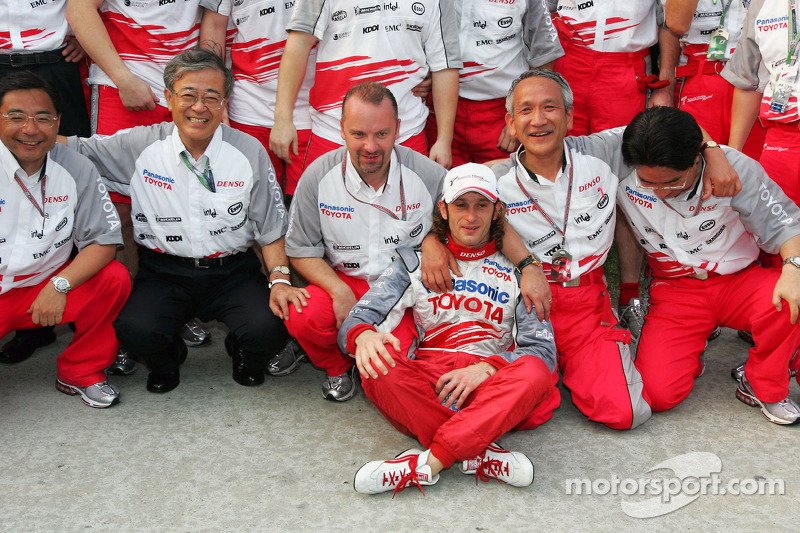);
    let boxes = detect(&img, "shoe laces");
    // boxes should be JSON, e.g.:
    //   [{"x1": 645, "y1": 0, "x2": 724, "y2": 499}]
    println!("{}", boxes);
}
[
  {"x1": 772, "y1": 398, "x2": 800, "y2": 414},
  {"x1": 475, "y1": 458, "x2": 509, "y2": 485},
  {"x1": 391, "y1": 456, "x2": 428, "y2": 498}
]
